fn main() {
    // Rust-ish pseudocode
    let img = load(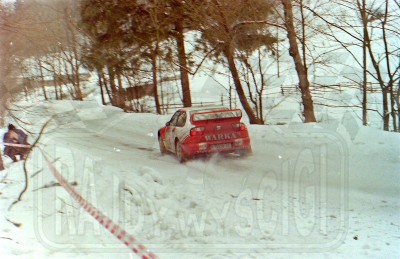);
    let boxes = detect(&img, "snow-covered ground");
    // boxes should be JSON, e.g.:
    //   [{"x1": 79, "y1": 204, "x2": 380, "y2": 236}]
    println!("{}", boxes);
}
[{"x1": 1, "y1": 100, "x2": 399, "y2": 258}]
